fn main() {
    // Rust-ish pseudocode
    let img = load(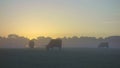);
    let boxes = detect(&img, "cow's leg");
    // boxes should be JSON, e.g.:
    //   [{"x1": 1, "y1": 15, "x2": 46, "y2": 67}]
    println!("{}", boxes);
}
[
  {"x1": 50, "y1": 47, "x2": 53, "y2": 50},
  {"x1": 59, "y1": 46, "x2": 62, "y2": 51},
  {"x1": 46, "y1": 46, "x2": 49, "y2": 51},
  {"x1": 106, "y1": 45, "x2": 108, "y2": 48}
]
